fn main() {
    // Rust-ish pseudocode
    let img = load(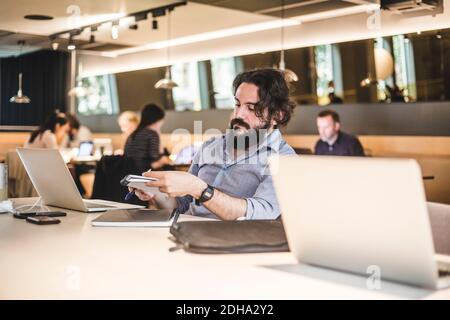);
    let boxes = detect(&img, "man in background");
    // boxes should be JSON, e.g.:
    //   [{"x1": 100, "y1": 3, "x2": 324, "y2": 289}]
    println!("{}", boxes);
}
[
  {"x1": 314, "y1": 109, "x2": 365, "y2": 157},
  {"x1": 64, "y1": 113, "x2": 92, "y2": 148}
]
